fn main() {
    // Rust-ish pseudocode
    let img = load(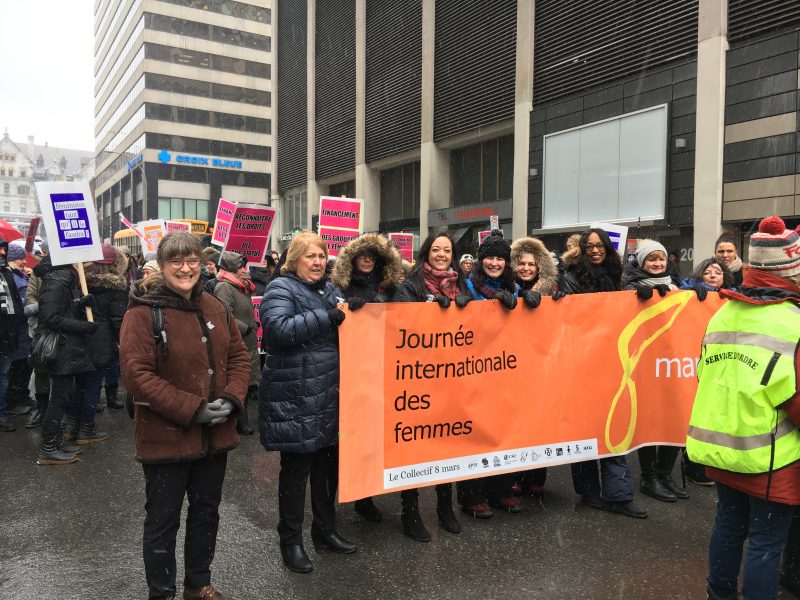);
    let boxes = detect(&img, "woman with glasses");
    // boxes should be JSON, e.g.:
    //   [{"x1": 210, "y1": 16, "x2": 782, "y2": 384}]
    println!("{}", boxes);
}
[
  {"x1": 560, "y1": 228, "x2": 648, "y2": 520},
  {"x1": 121, "y1": 231, "x2": 251, "y2": 600}
]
